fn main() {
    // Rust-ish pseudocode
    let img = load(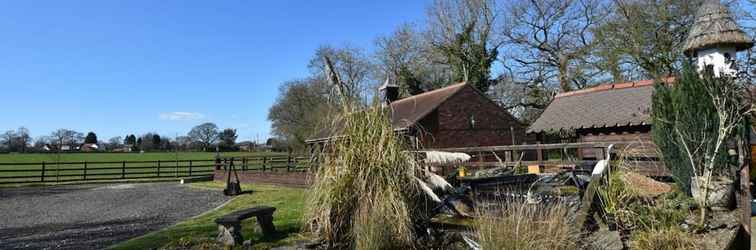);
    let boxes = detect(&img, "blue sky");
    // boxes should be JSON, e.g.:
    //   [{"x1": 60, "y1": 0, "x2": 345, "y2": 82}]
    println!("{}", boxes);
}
[{"x1": 0, "y1": 0, "x2": 430, "y2": 142}]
